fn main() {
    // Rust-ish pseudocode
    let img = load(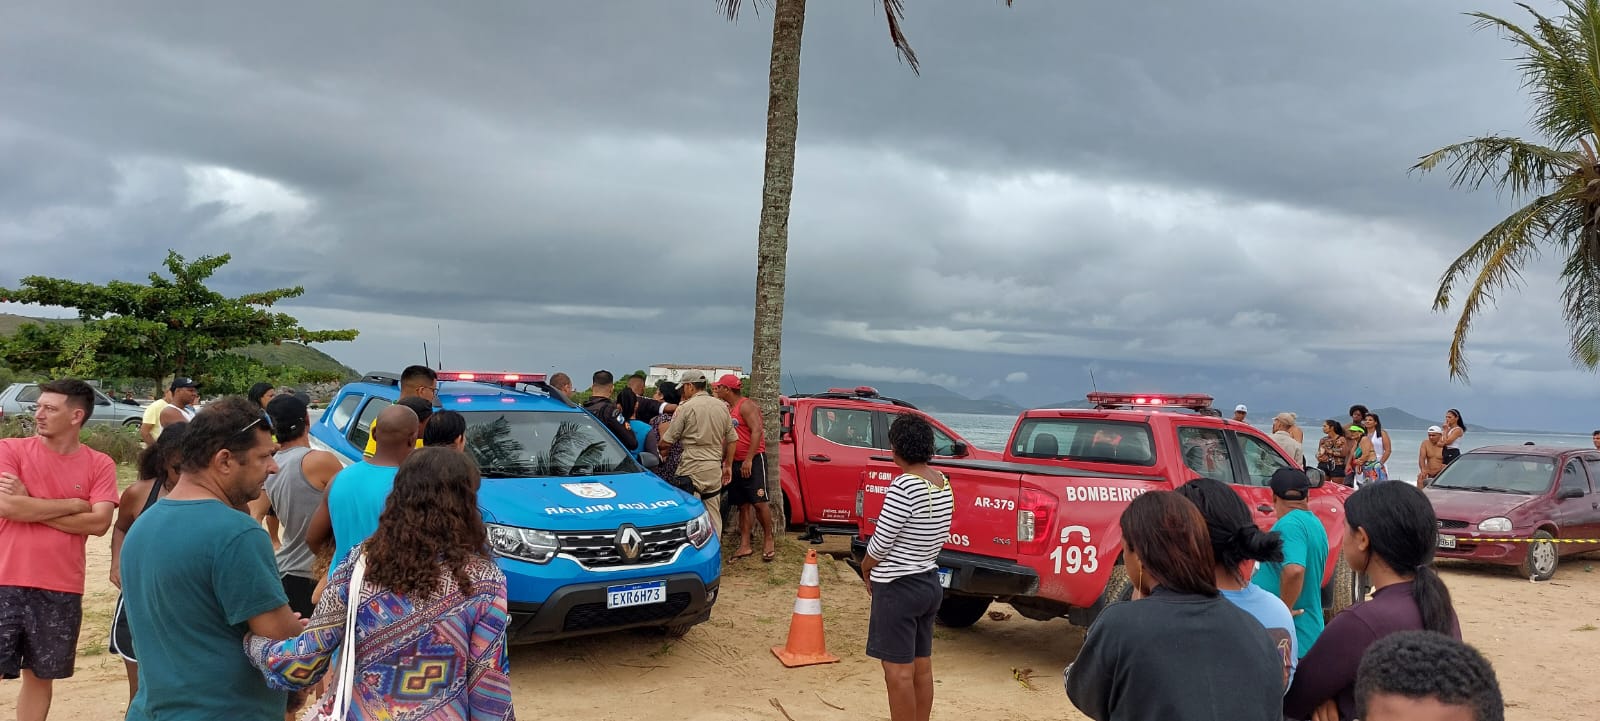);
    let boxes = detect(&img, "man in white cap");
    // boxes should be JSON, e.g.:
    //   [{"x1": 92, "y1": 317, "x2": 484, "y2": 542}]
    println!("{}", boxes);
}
[
  {"x1": 1417, "y1": 426, "x2": 1446, "y2": 489},
  {"x1": 1233, "y1": 404, "x2": 1249, "y2": 423},
  {"x1": 1271, "y1": 413, "x2": 1304, "y2": 467},
  {"x1": 658, "y1": 371, "x2": 737, "y2": 535}
]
